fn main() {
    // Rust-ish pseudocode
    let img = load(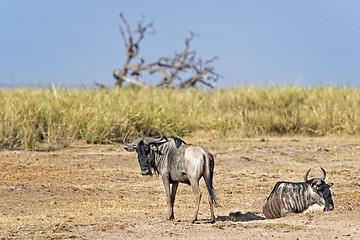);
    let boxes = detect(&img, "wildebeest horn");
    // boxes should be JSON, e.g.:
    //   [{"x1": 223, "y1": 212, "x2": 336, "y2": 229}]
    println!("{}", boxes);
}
[
  {"x1": 320, "y1": 167, "x2": 326, "y2": 180},
  {"x1": 123, "y1": 132, "x2": 141, "y2": 147},
  {"x1": 304, "y1": 168, "x2": 311, "y2": 182},
  {"x1": 143, "y1": 128, "x2": 166, "y2": 145}
]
